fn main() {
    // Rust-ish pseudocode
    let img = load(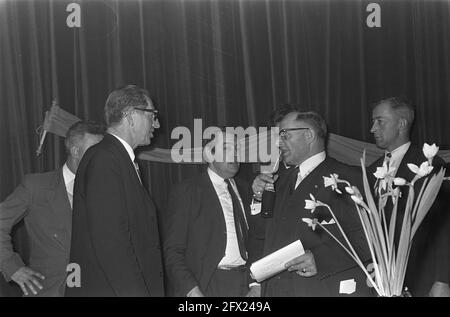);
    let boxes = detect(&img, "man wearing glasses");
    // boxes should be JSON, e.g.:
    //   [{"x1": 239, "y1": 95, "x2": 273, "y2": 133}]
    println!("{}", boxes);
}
[
  {"x1": 66, "y1": 85, "x2": 164, "y2": 296},
  {"x1": 252, "y1": 110, "x2": 371, "y2": 296}
]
